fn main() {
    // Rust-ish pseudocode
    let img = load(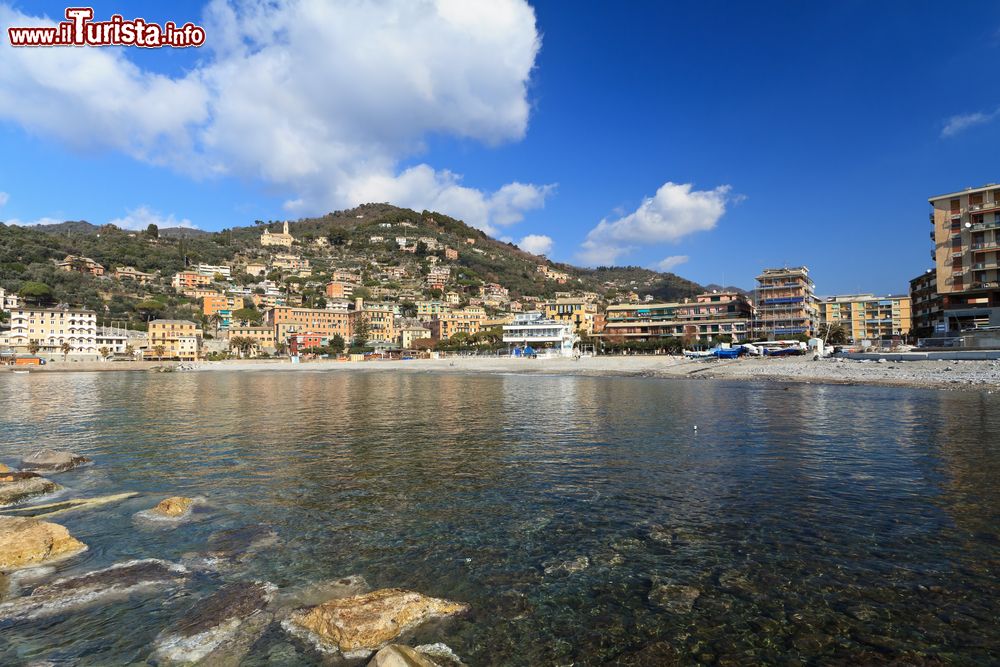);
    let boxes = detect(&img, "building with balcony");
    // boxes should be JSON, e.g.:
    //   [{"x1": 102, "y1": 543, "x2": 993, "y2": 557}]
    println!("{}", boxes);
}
[
  {"x1": 753, "y1": 267, "x2": 818, "y2": 339},
  {"x1": 909, "y1": 270, "x2": 943, "y2": 339},
  {"x1": 114, "y1": 266, "x2": 154, "y2": 284},
  {"x1": 597, "y1": 292, "x2": 754, "y2": 345},
  {"x1": 7, "y1": 306, "x2": 99, "y2": 360},
  {"x1": 171, "y1": 271, "x2": 215, "y2": 291},
  {"x1": 57, "y1": 255, "x2": 105, "y2": 277},
  {"x1": 502, "y1": 312, "x2": 579, "y2": 357},
  {"x1": 265, "y1": 305, "x2": 351, "y2": 347},
  {"x1": 543, "y1": 298, "x2": 598, "y2": 335},
  {"x1": 428, "y1": 307, "x2": 487, "y2": 341},
  {"x1": 819, "y1": 294, "x2": 911, "y2": 343},
  {"x1": 193, "y1": 263, "x2": 232, "y2": 279},
  {"x1": 146, "y1": 319, "x2": 202, "y2": 361},
  {"x1": 228, "y1": 326, "x2": 277, "y2": 356},
  {"x1": 928, "y1": 184, "x2": 1000, "y2": 331}
]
